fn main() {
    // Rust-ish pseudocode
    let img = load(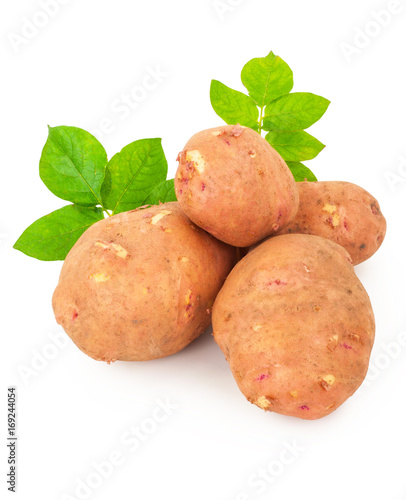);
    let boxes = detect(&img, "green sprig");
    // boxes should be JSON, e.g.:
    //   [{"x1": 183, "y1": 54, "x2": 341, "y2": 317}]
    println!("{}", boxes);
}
[
  {"x1": 210, "y1": 51, "x2": 330, "y2": 180},
  {"x1": 14, "y1": 126, "x2": 176, "y2": 261}
]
